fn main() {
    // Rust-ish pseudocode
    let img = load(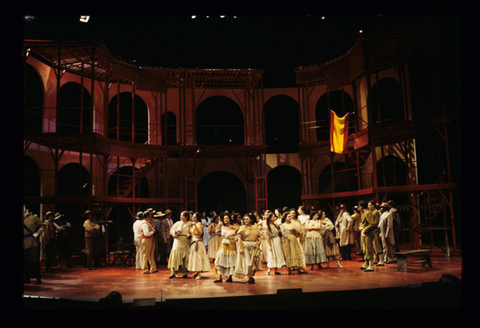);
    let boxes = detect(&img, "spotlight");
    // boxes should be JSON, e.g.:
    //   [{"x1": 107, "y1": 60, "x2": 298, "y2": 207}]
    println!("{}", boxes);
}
[
  {"x1": 359, "y1": 30, "x2": 363, "y2": 34},
  {"x1": 220, "y1": 15, "x2": 225, "y2": 18},
  {"x1": 79, "y1": 16, "x2": 90, "y2": 23},
  {"x1": 191, "y1": 15, "x2": 196, "y2": 19},
  {"x1": 321, "y1": 16, "x2": 325, "y2": 20}
]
